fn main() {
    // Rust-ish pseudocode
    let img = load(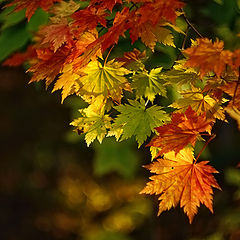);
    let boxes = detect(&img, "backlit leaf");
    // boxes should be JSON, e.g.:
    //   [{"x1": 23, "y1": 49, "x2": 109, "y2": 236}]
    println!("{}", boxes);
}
[
  {"x1": 140, "y1": 148, "x2": 221, "y2": 223},
  {"x1": 113, "y1": 99, "x2": 170, "y2": 147}
]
